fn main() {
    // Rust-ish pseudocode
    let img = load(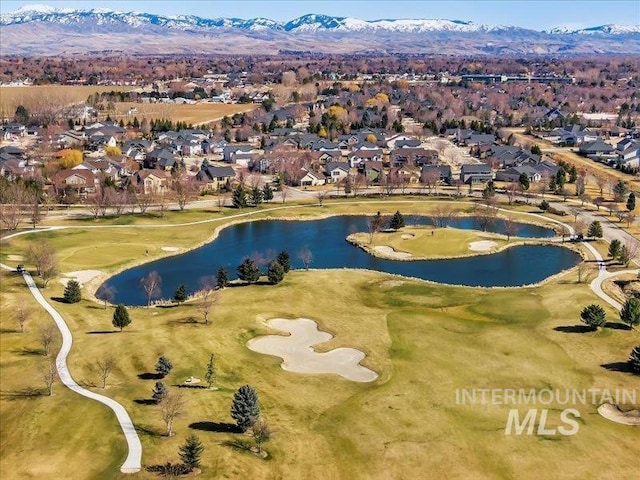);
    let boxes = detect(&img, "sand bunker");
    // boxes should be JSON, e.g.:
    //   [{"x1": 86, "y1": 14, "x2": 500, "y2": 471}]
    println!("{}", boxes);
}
[
  {"x1": 247, "y1": 318, "x2": 378, "y2": 382},
  {"x1": 6, "y1": 254, "x2": 24, "y2": 261},
  {"x1": 401, "y1": 234, "x2": 415, "y2": 239},
  {"x1": 59, "y1": 270, "x2": 104, "y2": 287},
  {"x1": 468, "y1": 240, "x2": 498, "y2": 251},
  {"x1": 597, "y1": 403, "x2": 640, "y2": 426},
  {"x1": 373, "y1": 245, "x2": 413, "y2": 259},
  {"x1": 161, "y1": 246, "x2": 181, "y2": 252}
]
